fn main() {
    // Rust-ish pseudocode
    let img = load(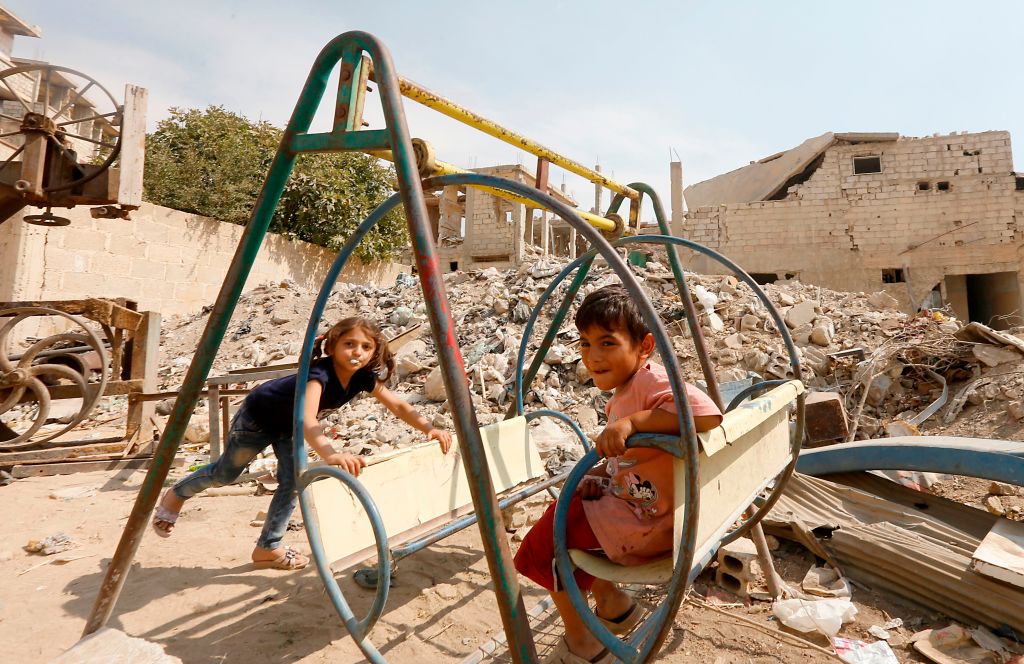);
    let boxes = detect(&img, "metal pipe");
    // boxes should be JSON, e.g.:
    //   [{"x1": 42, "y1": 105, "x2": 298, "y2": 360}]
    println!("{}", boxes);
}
[
  {"x1": 81, "y1": 28, "x2": 320, "y2": 631},
  {"x1": 371, "y1": 73, "x2": 638, "y2": 201},
  {"x1": 369, "y1": 148, "x2": 618, "y2": 233},
  {"x1": 374, "y1": 68, "x2": 539, "y2": 660},
  {"x1": 391, "y1": 473, "x2": 564, "y2": 561}
]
